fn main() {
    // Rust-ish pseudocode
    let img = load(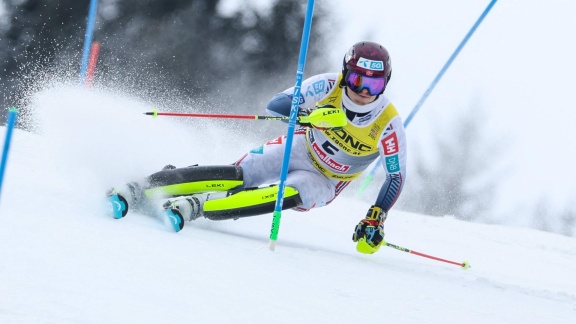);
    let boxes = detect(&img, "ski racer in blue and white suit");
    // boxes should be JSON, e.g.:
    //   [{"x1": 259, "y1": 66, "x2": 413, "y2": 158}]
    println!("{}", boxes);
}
[{"x1": 235, "y1": 41, "x2": 407, "y2": 253}]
